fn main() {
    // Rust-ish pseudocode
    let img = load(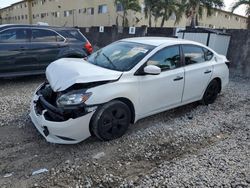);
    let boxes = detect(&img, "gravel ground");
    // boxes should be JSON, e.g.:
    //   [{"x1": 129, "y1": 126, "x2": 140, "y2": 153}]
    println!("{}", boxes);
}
[{"x1": 0, "y1": 75, "x2": 249, "y2": 188}]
